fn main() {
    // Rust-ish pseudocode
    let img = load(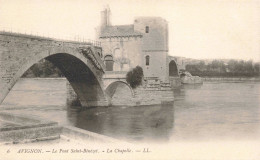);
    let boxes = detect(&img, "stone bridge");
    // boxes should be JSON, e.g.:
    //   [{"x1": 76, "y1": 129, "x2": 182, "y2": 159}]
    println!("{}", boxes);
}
[
  {"x1": 66, "y1": 70, "x2": 174, "y2": 107},
  {"x1": 0, "y1": 31, "x2": 109, "y2": 107},
  {"x1": 103, "y1": 71, "x2": 135, "y2": 105},
  {"x1": 167, "y1": 56, "x2": 182, "y2": 88}
]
